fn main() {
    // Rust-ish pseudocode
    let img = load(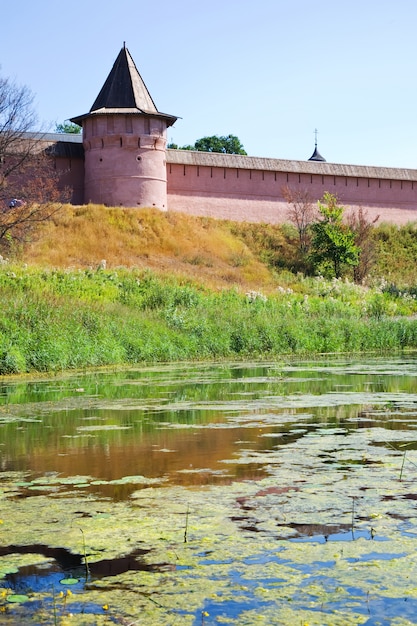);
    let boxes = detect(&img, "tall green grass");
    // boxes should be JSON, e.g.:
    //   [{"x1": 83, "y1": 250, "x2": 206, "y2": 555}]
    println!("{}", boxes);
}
[{"x1": 1, "y1": 266, "x2": 417, "y2": 375}]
